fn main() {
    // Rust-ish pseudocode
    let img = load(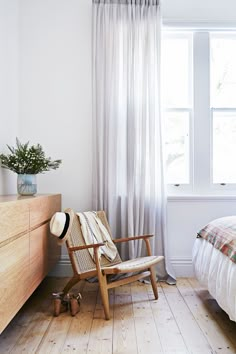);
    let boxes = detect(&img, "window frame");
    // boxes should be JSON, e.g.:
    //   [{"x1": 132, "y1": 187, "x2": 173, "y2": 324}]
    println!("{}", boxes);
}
[
  {"x1": 210, "y1": 32, "x2": 236, "y2": 189},
  {"x1": 210, "y1": 108, "x2": 236, "y2": 189},
  {"x1": 162, "y1": 29, "x2": 236, "y2": 195},
  {"x1": 162, "y1": 31, "x2": 194, "y2": 194}
]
